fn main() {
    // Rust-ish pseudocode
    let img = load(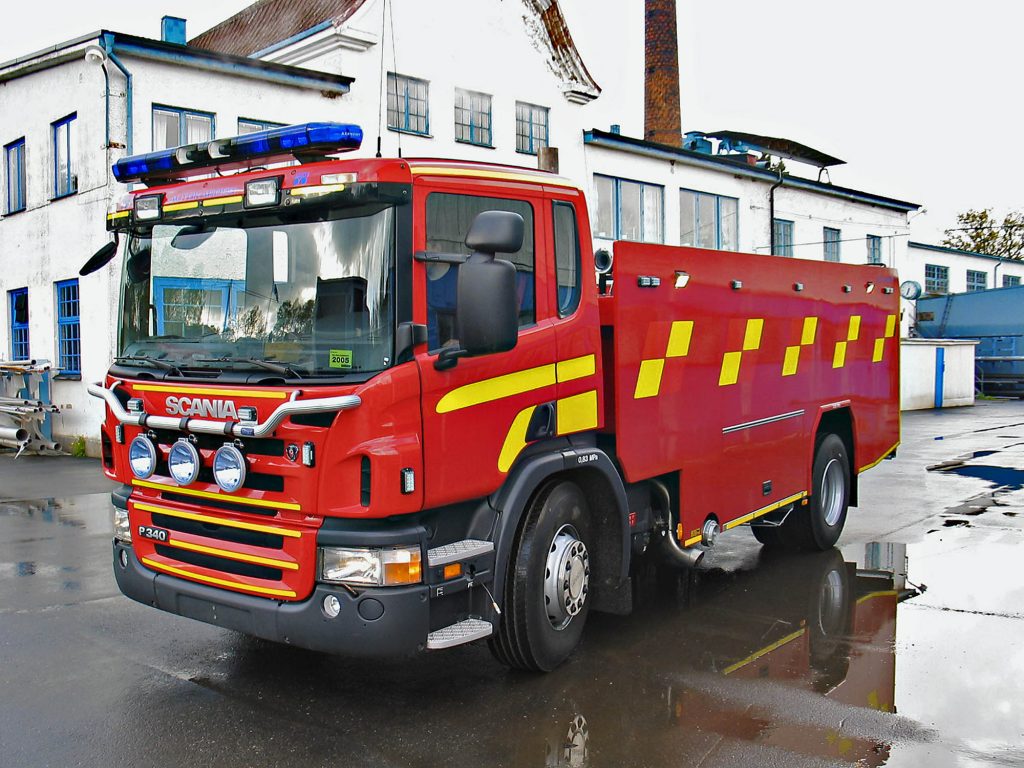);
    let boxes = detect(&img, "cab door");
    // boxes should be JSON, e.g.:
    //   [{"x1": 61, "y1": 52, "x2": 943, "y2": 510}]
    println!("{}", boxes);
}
[{"x1": 415, "y1": 179, "x2": 558, "y2": 509}]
